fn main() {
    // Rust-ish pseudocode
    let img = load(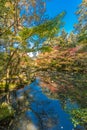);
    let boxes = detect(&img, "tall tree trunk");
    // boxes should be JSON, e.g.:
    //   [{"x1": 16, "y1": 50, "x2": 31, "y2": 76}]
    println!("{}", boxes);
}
[{"x1": 5, "y1": 68, "x2": 10, "y2": 92}]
